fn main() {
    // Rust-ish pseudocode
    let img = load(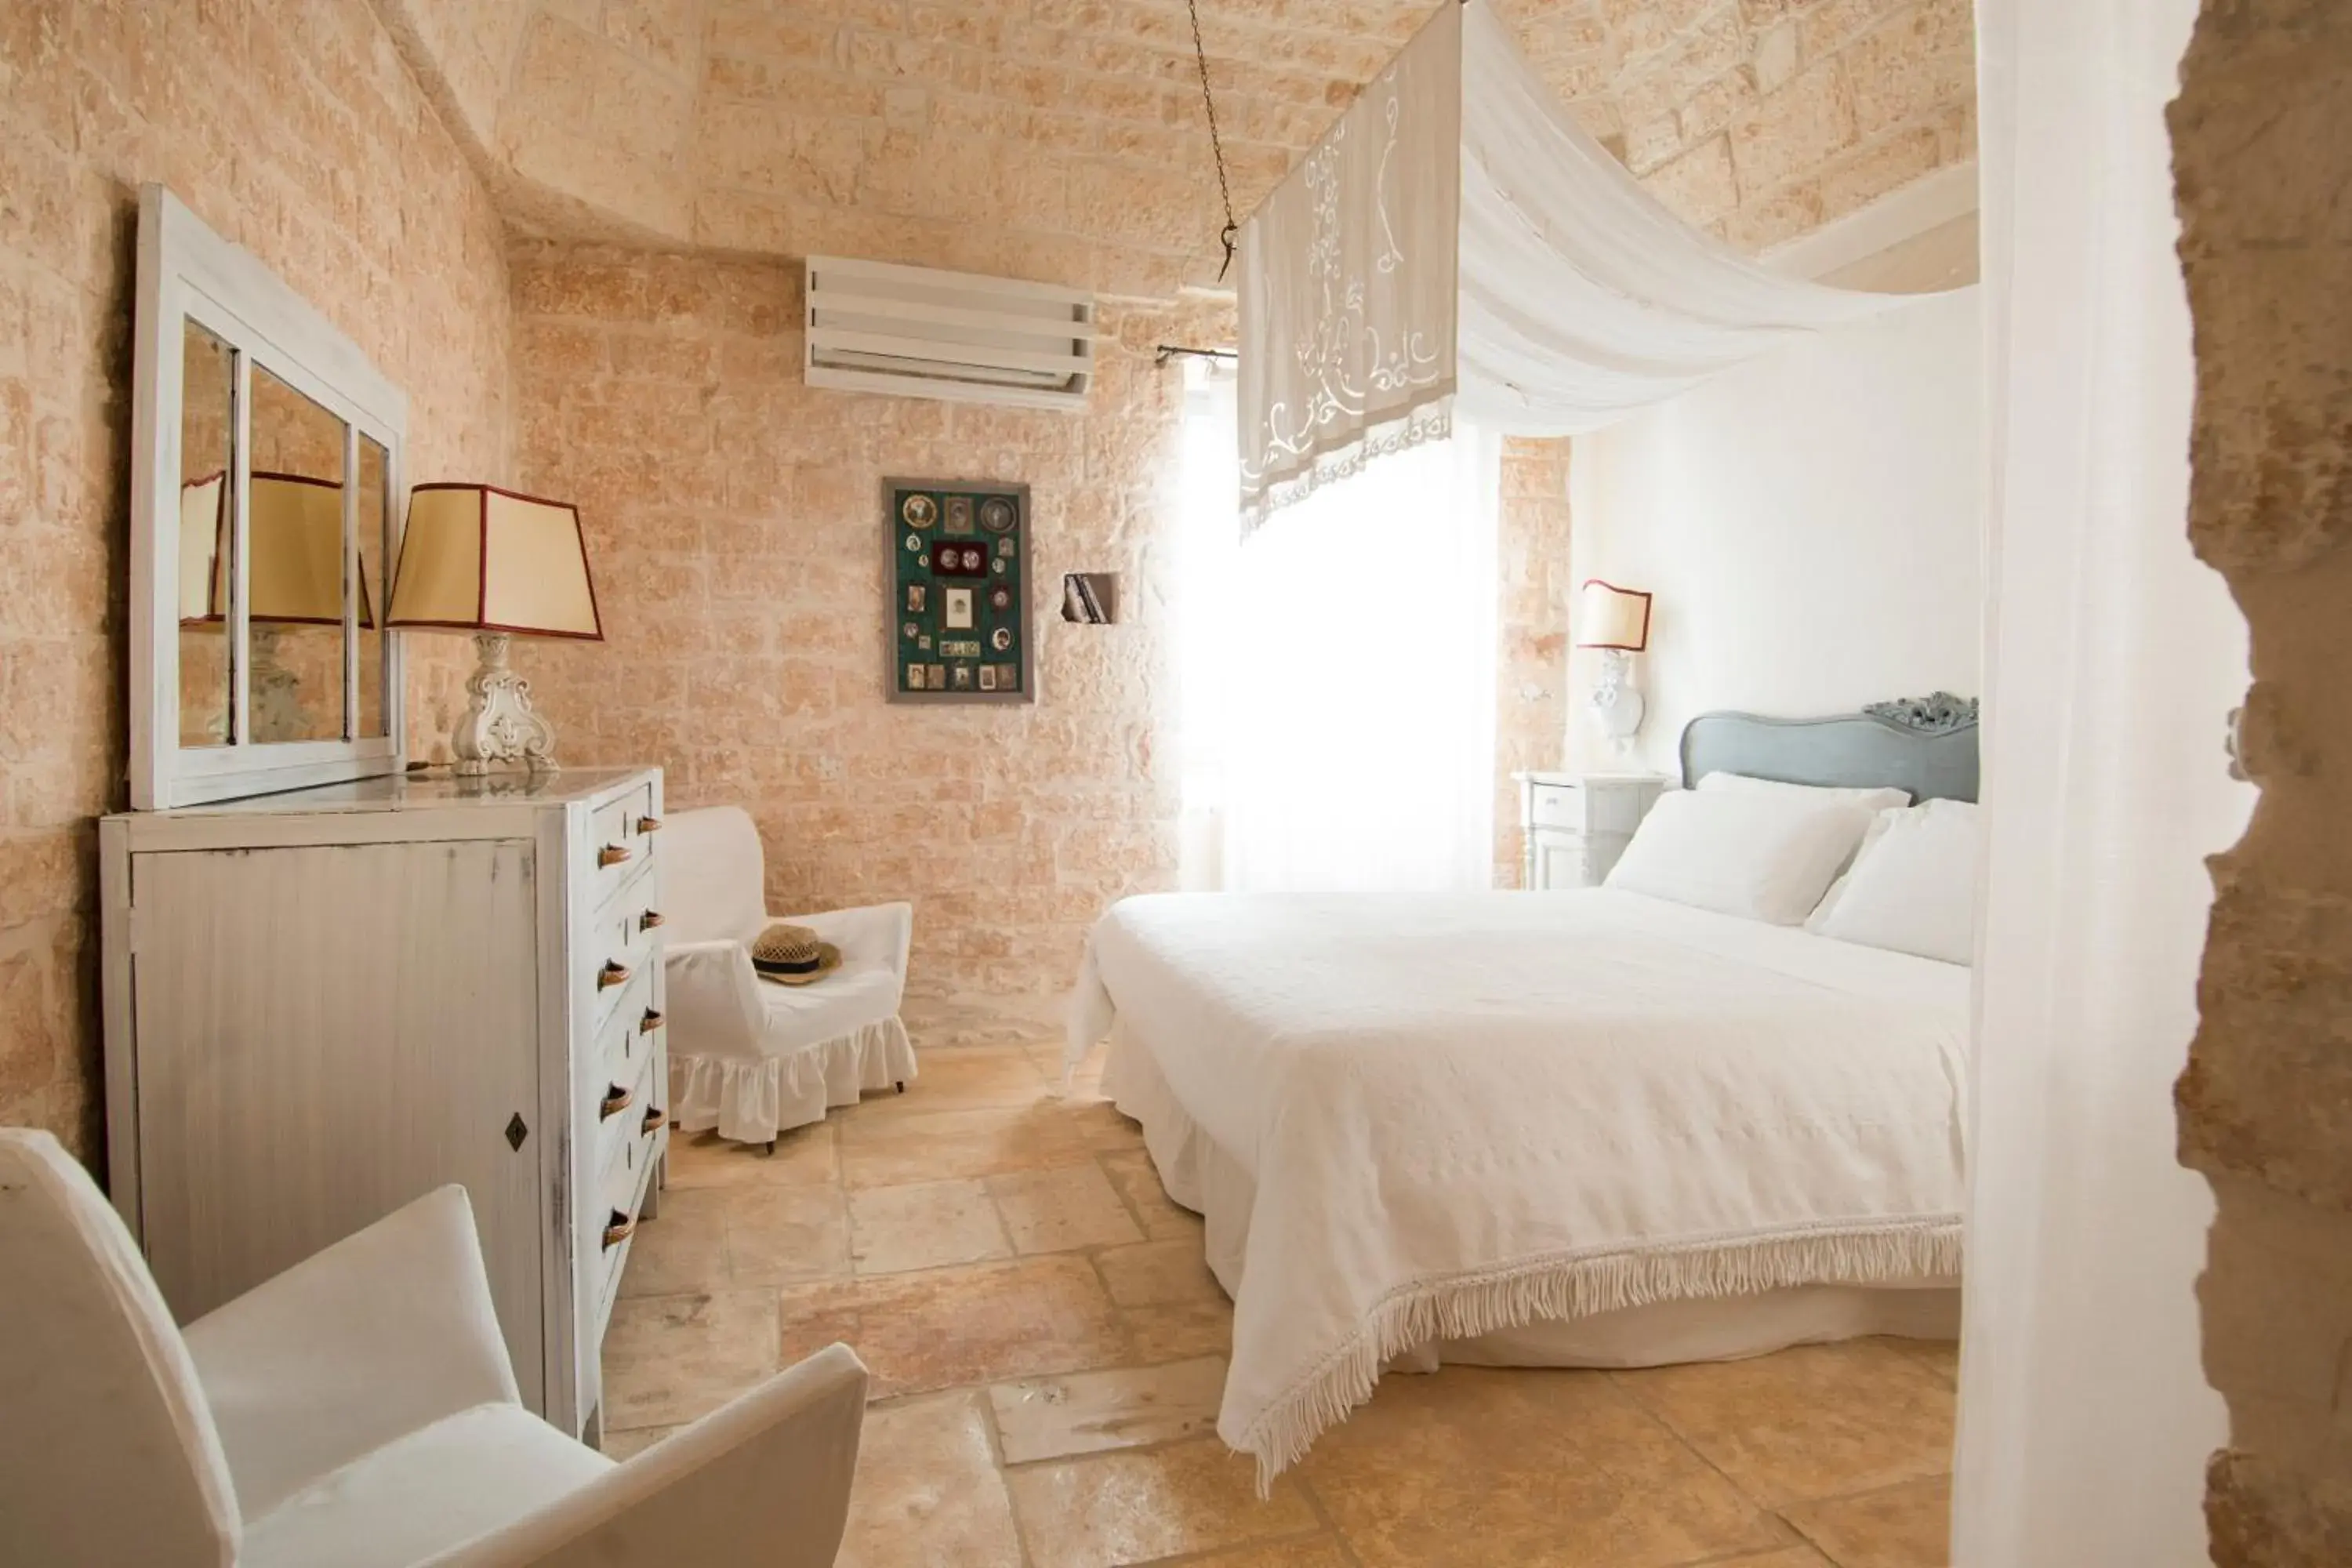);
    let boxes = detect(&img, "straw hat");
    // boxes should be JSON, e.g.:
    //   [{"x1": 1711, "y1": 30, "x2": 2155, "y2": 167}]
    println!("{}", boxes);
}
[{"x1": 751, "y1": 922, "x2": 841, "y2": 985}]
